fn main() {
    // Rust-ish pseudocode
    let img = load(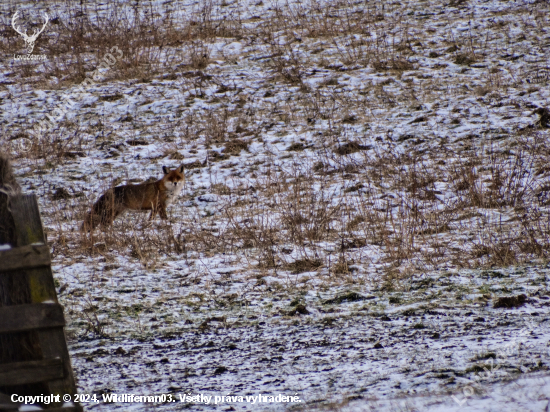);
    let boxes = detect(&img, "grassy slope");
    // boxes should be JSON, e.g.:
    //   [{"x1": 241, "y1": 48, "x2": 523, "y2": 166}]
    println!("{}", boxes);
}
[{"x1": 1, "y1": 0, "x2": 550, "y2": 410}]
